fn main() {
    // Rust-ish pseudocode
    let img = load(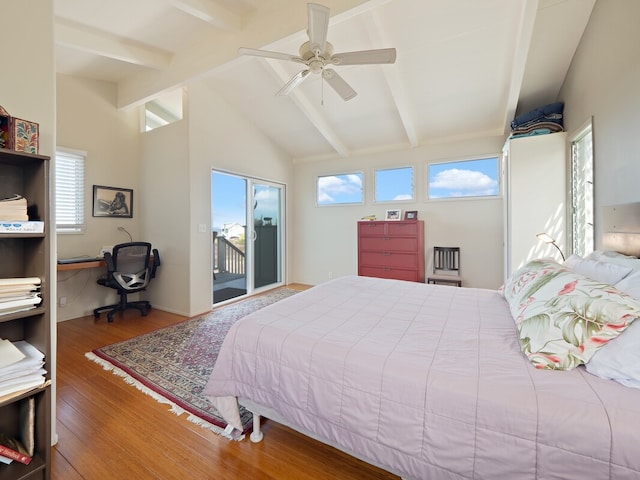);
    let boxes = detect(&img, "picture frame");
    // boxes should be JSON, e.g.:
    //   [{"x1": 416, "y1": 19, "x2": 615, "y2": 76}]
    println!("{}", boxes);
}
[
  {"x1": 385, "y1": 209, "x2": 402, "y2": 221},
  {"x1": 404, "y1": 210, "x2": 418, "y2": 220},
  {"x1": 93, "y1": 185, "x2": 133, "y2": 218}
]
